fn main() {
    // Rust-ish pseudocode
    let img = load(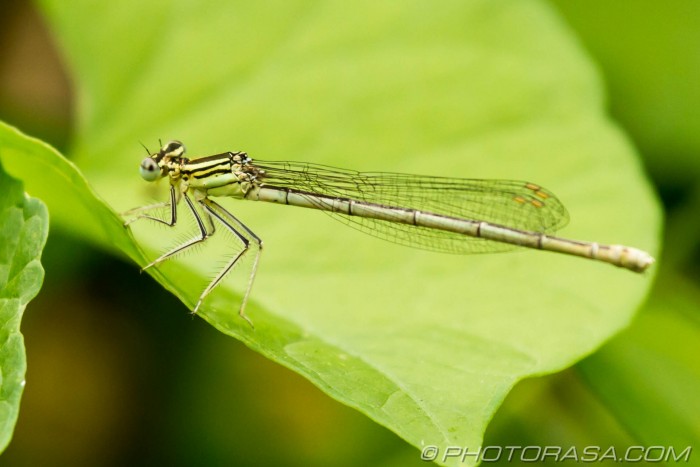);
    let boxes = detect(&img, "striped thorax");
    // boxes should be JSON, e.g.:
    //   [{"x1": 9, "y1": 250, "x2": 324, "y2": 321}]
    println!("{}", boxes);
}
[{"x1": 139, "y1": 140, "x2": 262, "y2": 200}]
